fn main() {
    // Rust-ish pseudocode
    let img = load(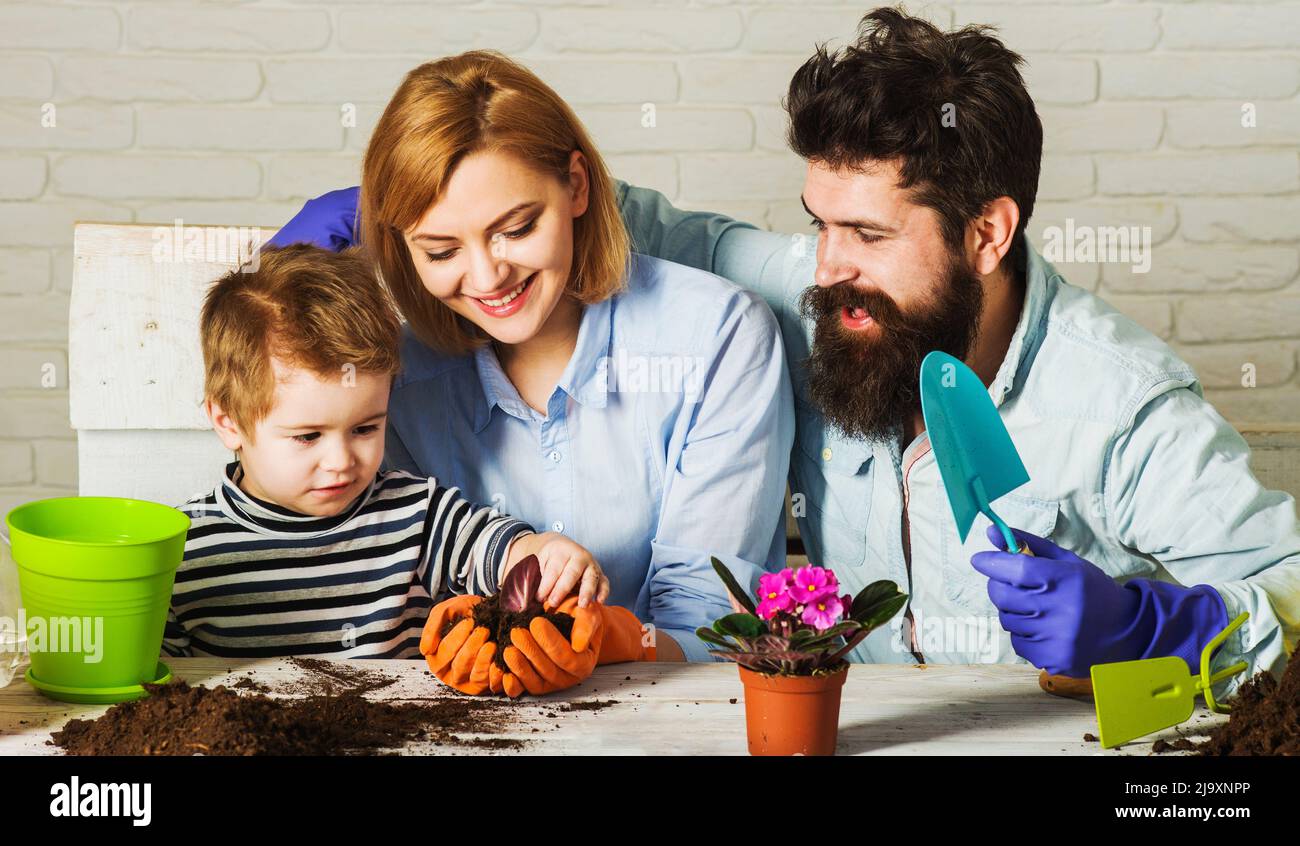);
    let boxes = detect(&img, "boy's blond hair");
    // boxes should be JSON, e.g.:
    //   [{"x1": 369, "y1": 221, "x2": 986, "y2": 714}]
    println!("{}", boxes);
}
[{"x1": 200, "y1": 244, "x2": 402, "y2": 443}]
